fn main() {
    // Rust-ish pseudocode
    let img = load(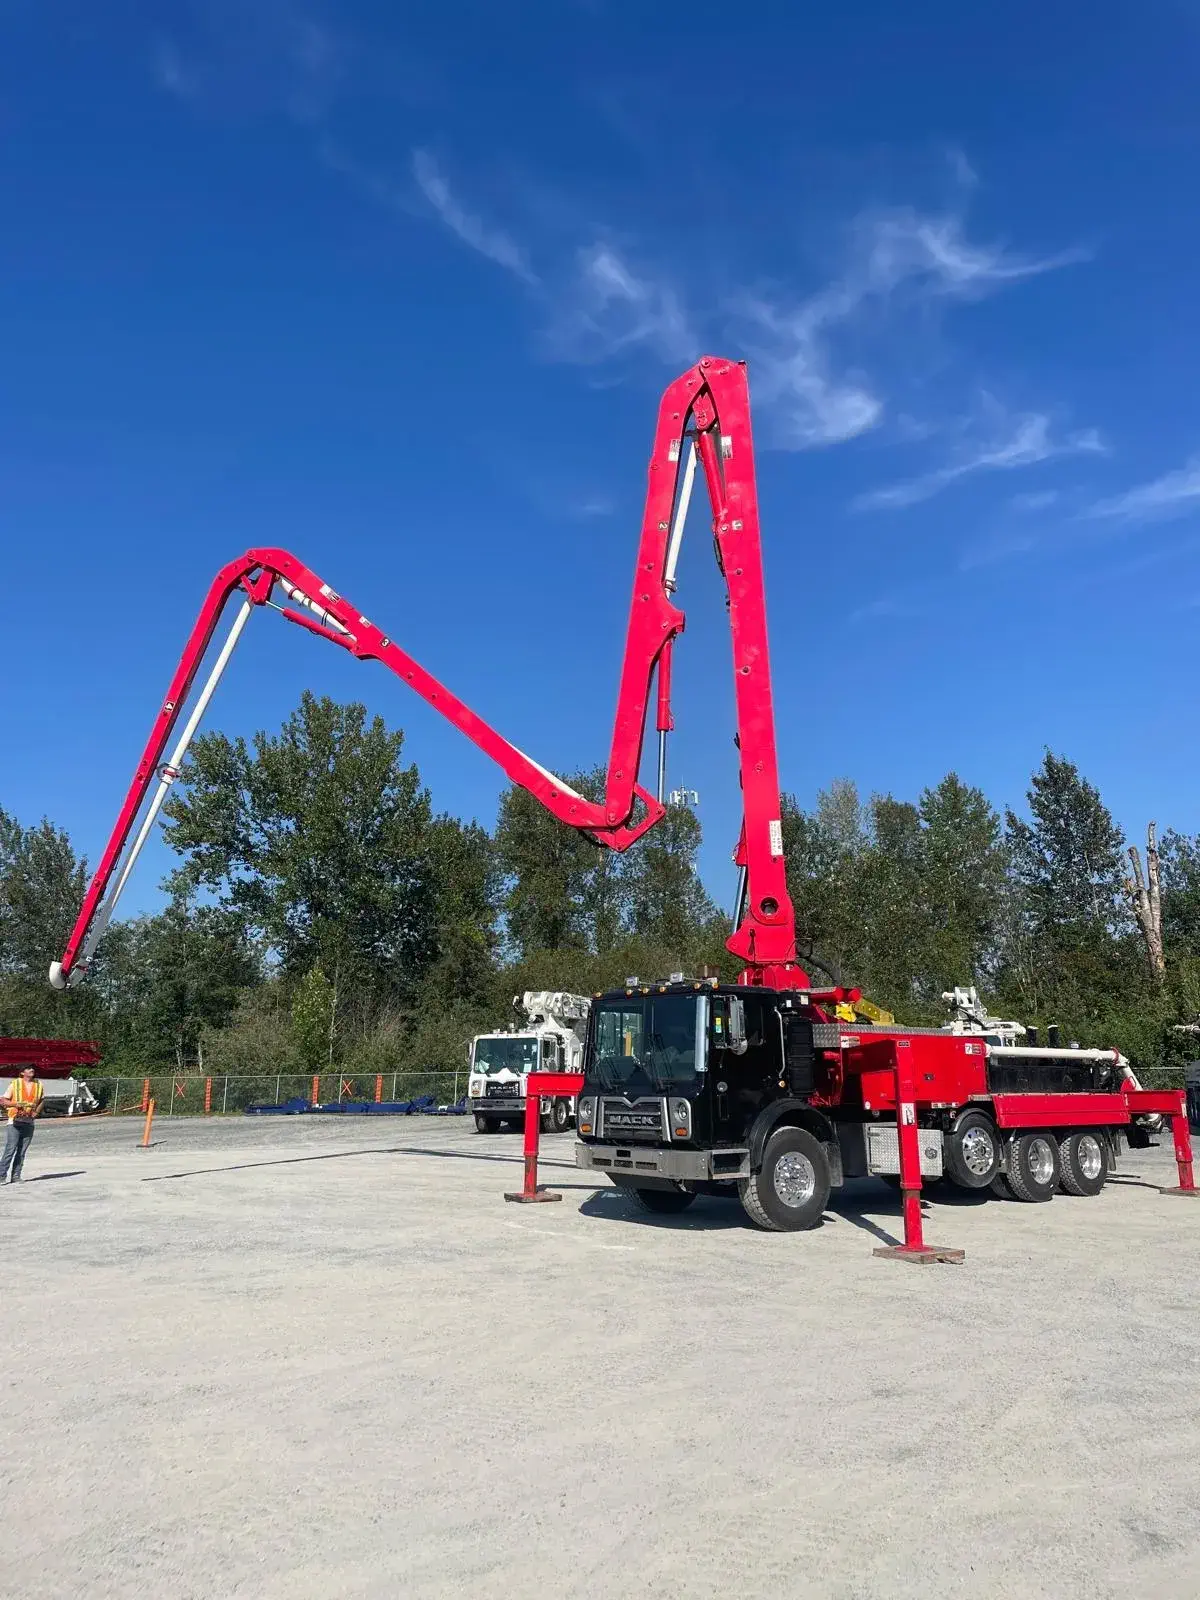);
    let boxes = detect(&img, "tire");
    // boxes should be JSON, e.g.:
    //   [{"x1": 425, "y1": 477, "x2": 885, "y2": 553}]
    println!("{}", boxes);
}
[
  {"x1": 629, "y1": 1185, "x2": 696, "y2": 1214},
  {"x1": 1059, "y1": 1130, "x2": 1110, "y2": 1197},
  {"x1": 944, "y1": 1111, "x2": 1002, "y2": 1190},
  {"x1": 474, "y1": 1114, "x2": 501, "y2": 1134},
  {"x1": 1005, "y1": 1132, "x2": 1060, "y2": 1202},
  {"x1": 539, "y1": 1107, "x2": 553, "y2": 1134},
  {"x1": 990, "y1": 1172, "x2": 1015, "y2": 1200},
  {"x1": 739, "y1": 1125, "x2": 831, "y2": 1232},
  {"x1": 552, "y1": 1097, "x2": 571, "y2": 1133}
]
